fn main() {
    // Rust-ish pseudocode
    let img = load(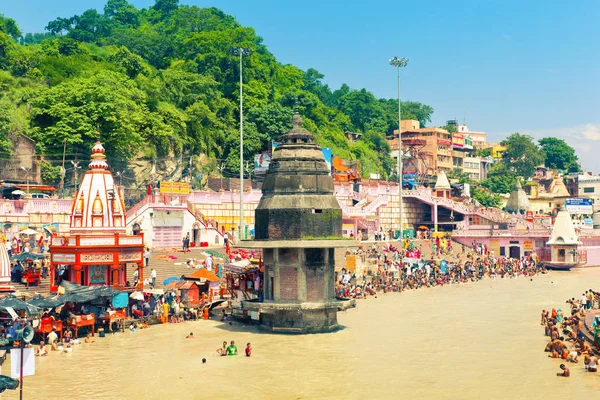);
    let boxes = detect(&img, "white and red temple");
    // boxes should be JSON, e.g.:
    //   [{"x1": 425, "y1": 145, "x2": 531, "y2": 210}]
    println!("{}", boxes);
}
[
  {"x1": 0, "y1": 240, "x2": 14, "y2": 292},
  {"x1": 49, "y1": 142, "x2": 144, "y2": 292}
]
